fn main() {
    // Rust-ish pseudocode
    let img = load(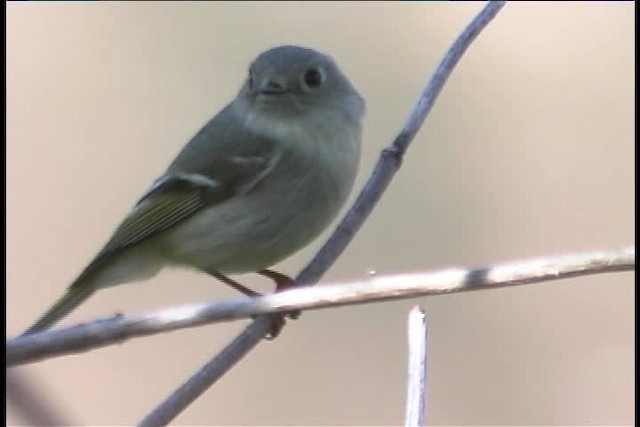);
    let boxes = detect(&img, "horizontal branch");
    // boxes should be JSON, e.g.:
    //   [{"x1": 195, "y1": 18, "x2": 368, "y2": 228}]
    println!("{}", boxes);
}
[{"x1": 7, "y1": 247, "x2": 634, "y2": 367}]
